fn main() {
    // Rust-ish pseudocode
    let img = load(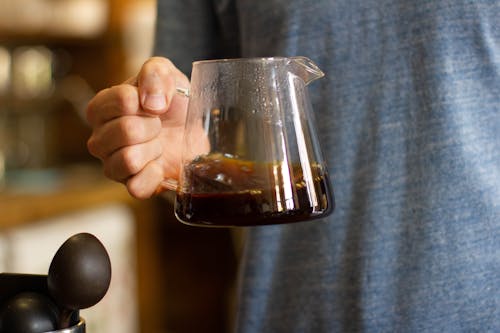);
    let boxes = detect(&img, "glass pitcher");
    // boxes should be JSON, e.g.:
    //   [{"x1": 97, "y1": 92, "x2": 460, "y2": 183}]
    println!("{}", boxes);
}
[{"x1": 163, "y1": 57, "x2": 334, "y2": 227}]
